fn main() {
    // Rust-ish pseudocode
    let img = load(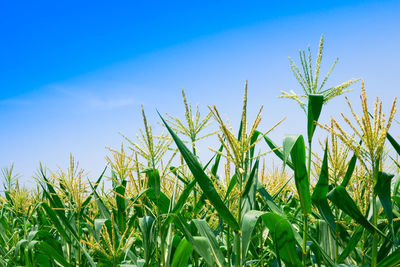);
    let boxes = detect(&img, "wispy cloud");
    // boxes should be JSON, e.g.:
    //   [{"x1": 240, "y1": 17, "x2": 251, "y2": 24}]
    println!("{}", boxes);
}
[
  {"x1": 87, "y1": 97, "x2": 136, "y2": 109},
  {"x1": 0, "y1": 84, "x2": 137, "y2": 110},
  {"x1": 50, "y1": 83, "x2": 138, "y2": 110}
]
